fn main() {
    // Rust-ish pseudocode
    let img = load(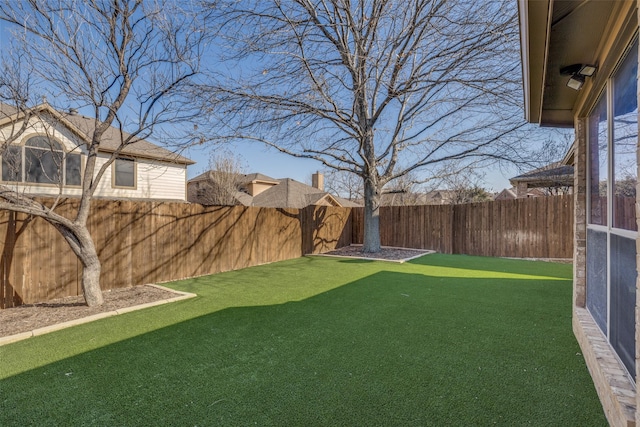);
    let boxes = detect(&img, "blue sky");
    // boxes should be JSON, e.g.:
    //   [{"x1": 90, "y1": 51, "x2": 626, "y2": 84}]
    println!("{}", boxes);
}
[
  {"x1": 183, "y1": 136, "x2": 537, "y2": 191},
  {"x1": 184, "y1": 141, "x2": 326, "y2": 184},
  {"x1": 0, "y1": 3, "x2": 571, "y2": 194}
]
